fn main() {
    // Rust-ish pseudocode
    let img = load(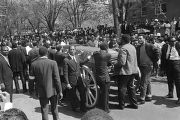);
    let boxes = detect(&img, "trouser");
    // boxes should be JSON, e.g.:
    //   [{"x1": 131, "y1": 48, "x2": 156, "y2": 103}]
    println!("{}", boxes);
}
[
  {"x1": 28, "y1": 79, "x2": 38, "y2": 95},
  {"x1": 39, "y1": 95, "x2": 59, "y2": 120},
  {"x1": 166, "y1": 60, "x2": 180, "y2": 98},
  {"x1": 69, "y1": 76, "x2": 86, "y2": 110},
  {"x1": 116, "y1": 75, "x2": 137, "y2": 107},
  {"x1": 96, "y1": 80, "x2": 110, "y2": 112},
  {"x1": 13, "y1": 71, "x2": 27, "y2": 92},
  {"x1": 4, "y1": 83, "x2": 13, "y2": 102},
  {"x1": 139, "y1": 65, "x2": 153, "y2": 100}
]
